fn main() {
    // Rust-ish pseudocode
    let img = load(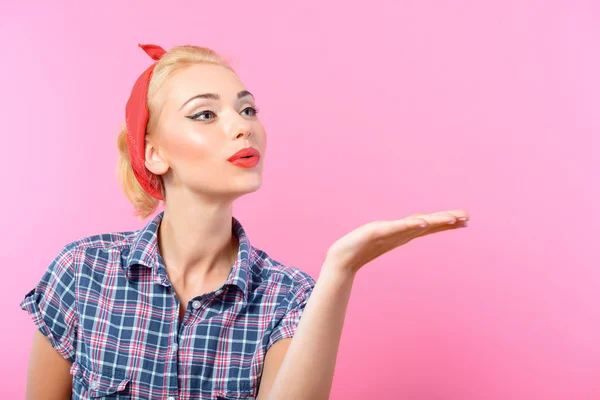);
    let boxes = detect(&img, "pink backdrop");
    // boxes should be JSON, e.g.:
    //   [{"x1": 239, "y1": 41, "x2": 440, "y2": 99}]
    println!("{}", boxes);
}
[{"x1": 2, "y1": 1, "x2": 599, "y2": 398}]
